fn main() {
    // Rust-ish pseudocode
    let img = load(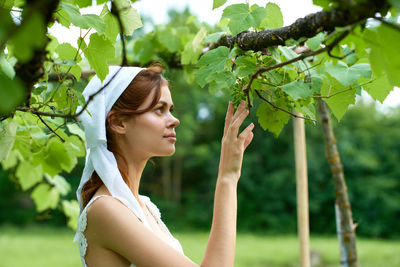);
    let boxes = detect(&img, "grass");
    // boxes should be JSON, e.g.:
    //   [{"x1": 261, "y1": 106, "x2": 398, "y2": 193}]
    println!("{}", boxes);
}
[{"x1": 0, "y1": 225, "x2": 399, "y2": 267}]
